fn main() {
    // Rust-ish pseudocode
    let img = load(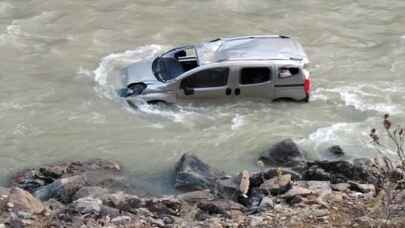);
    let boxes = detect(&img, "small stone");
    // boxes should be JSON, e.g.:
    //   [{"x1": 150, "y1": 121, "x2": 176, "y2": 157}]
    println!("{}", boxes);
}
[
  {"x1": 0, "y1": 224, "x2": 5, "y2": 228},
  {"x1": 71, "y1": 197, "x2": 102, "y2": 215},
  {"x1": 17, "y1": 211, "x2": 33, "y2": 219},
  {"x1": 111, "y1": 216, "x2": 131, "y2": 225},
  {"x1": 176, "y1": 189, "x2": 214, "y2": 203},
  {"x1": 313, "y1": 209, "x2": 329, "y2": 217},
  {"x1": 7, "y1": 202, "x2": 14, "y2": 208},
  {"x1": 331, "y1": 183, "x2": 350, "y2": 192},
  {"x1": 348, "y1": 181, "x2": 375, "y2": 194}
]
